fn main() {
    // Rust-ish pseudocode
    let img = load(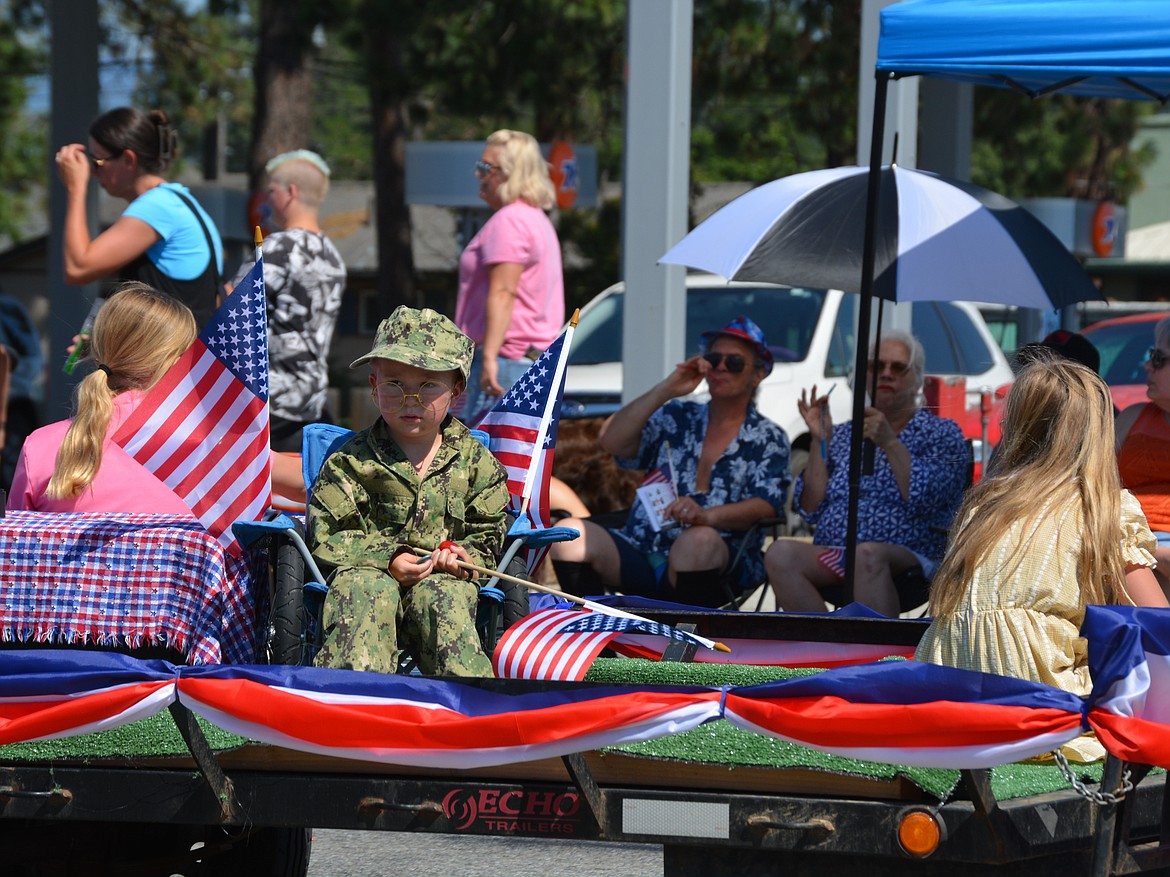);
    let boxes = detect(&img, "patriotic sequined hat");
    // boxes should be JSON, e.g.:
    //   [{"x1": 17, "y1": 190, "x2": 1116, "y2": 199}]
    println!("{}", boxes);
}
[
  {"x1": 698, "y1": 315, "x2": 774, "y2": 376},
  {"x1": 350, "y1": 306, "x2": 474, "y2": 381}
]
